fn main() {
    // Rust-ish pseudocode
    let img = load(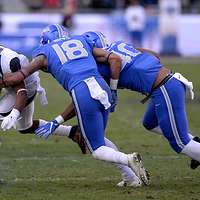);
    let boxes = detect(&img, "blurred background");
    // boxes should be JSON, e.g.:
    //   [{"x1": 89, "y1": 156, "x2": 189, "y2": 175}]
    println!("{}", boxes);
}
[{"x1": 0, "y1": 0, "x2": 199, "y2": 57}]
